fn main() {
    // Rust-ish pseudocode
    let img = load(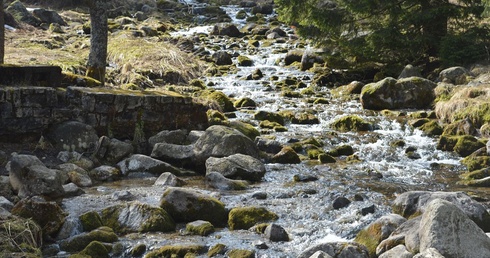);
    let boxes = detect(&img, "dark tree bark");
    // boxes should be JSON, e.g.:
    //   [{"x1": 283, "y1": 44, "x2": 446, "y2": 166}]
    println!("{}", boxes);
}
[
  {"x1": 86, "y1": 0, "x2": 108, "y2": 85},
  {"x1": 0, "y1": 0, "x2": 5, "y2": 64}
]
